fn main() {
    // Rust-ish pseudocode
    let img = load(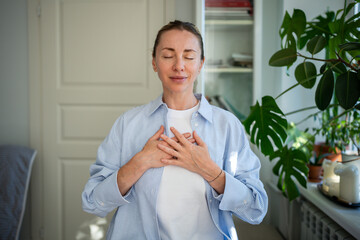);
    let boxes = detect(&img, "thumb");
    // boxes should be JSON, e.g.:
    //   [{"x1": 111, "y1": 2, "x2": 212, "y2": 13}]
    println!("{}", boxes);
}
[
  {"x1": 150, "y1": 125, "x2": 164, "y2": 140},
  {"x1": 193, "y1": 130, "x2": 205, "y2": 146}
]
